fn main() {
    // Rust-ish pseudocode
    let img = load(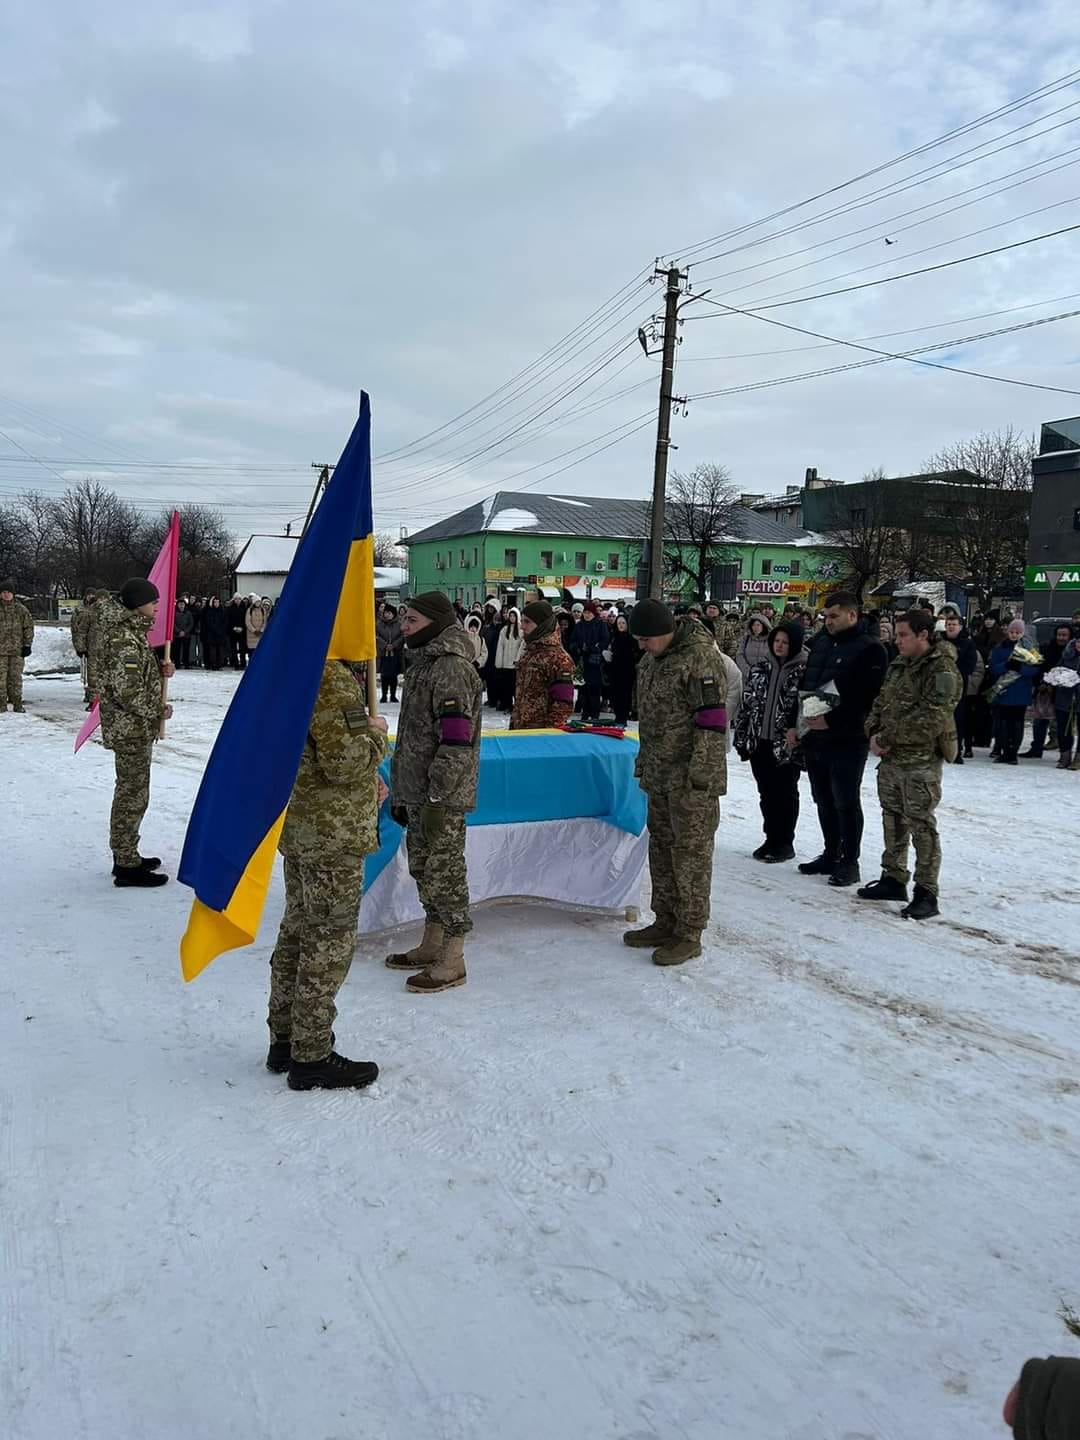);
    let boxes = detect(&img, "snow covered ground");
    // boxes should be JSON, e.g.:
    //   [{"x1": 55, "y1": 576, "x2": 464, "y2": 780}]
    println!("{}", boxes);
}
[{"x1": 4, "y1": 666, "x2": 1080, "y2": 1440}]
